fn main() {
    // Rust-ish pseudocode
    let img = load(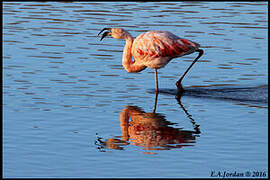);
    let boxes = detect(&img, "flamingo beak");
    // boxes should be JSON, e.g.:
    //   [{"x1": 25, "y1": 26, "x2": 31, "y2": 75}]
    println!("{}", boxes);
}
[{"x1": 98, "y1": 28, "x2": 111, "y2": 41}]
